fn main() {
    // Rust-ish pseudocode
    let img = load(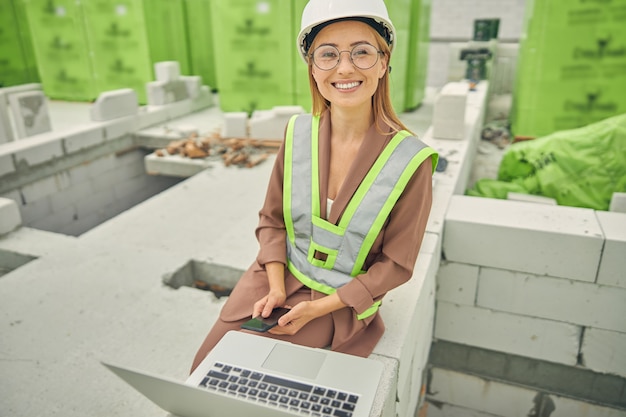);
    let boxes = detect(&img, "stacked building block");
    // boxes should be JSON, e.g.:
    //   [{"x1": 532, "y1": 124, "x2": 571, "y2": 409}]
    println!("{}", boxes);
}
[
  {"x1": 432, "y1": 82, "x2": 468, "y2": 139},
  {"x1": 430, "y1": 194, "x2": 626, "y2": 413}
]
